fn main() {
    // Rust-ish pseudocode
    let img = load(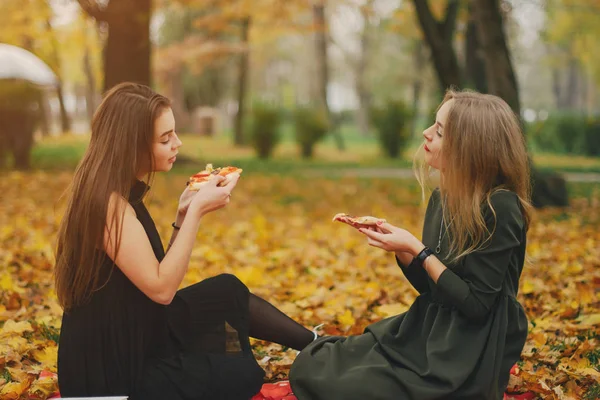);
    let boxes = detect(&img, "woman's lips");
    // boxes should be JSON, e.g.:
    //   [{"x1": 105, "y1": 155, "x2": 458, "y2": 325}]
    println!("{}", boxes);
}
[
  {"x1": 168, "y1": 155, "x2": 177, "y2": 163},
  {"x1": 424, "y1": 144, "x2": 430, "y2": 152}
]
